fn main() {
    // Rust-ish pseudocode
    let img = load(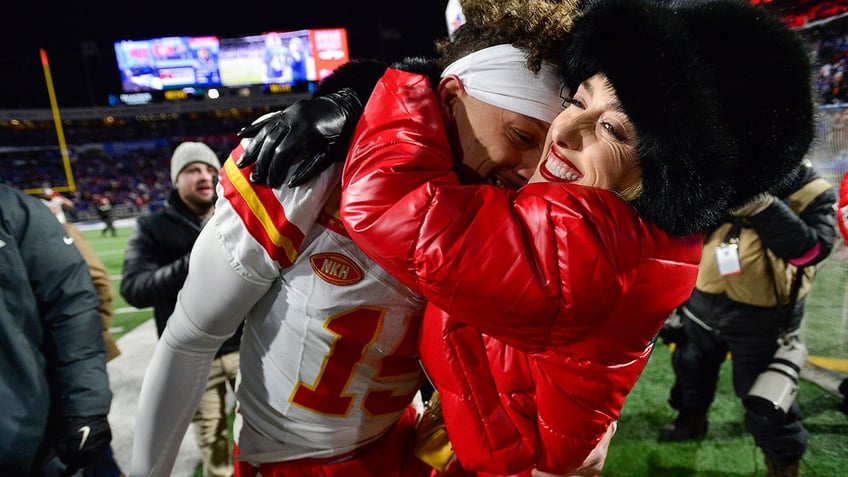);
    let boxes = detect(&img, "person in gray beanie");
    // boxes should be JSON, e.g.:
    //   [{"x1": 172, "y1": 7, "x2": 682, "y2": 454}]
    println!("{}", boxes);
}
[
  {"x1": 169, "y1": 140, "x2": 222, "y2": 186},
  {"x1": 121, "y1": 140, "x2": 242, "y2": 477}
]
